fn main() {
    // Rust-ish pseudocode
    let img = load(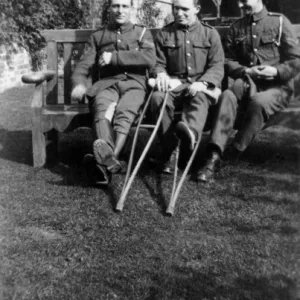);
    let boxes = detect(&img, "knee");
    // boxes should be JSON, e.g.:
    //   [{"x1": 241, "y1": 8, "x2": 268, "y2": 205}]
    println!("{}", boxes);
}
[
  {"x1": 219, "y1": 89, "x2": 238, "y2": 106},
  {"x1": 248, "y1": 96, "x2": 265, "y2": 112},
  {"x1": 151, "y1": 91, "x2": 165, "y2": 108}
]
